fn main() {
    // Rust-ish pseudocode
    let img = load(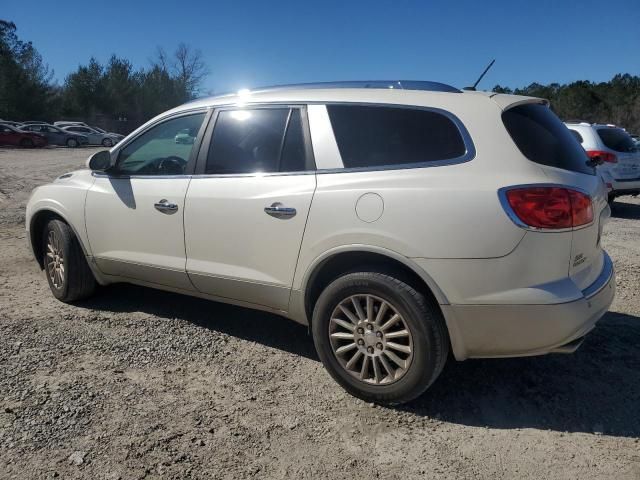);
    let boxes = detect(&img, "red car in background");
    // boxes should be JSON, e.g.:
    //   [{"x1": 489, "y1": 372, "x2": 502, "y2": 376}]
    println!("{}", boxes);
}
[{"x1": 0, "y1": 124, "x2": 47, "y2": 147}]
